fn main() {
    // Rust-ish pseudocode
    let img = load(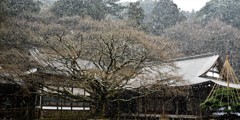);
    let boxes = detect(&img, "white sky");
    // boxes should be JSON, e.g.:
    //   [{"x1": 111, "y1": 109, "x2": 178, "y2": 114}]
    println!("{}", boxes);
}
[
  {"x1": 173, "y1": 0, "x2": 211, "y2": 11},
  {"x1": 120, "y1": 0, "x2": 211, "y2": 11}
]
